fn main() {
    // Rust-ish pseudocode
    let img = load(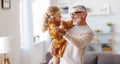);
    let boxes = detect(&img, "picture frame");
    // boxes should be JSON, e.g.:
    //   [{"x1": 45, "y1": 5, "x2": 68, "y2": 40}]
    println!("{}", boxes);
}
[{"x1": 1, "y1": 0, "x2": 11, "y2": 9}]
